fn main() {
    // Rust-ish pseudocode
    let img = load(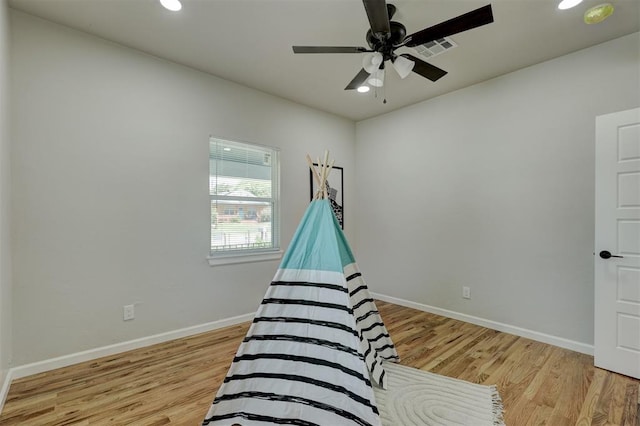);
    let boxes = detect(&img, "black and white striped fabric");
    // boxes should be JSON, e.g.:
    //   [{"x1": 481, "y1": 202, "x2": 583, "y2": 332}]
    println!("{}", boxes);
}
[
  {"x1": 346, "y1": 263, "x2": 399, "y2": 389},
  {"x1": 202, "y1": 200, "x2": 398, "y2": 426},
  {"x1": 203, "y1": 270, "x2": 384, "y2": 425}
]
